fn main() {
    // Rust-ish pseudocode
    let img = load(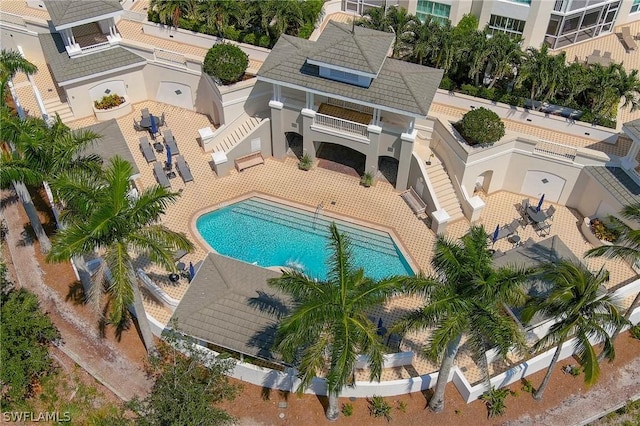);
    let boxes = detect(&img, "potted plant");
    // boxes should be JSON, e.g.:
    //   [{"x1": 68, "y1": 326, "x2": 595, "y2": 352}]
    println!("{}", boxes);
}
[
  {"x1": 453, "y1": 107, "x2": 505, "y2": 147},
  {"x1": 298, "y1": 153, "x2": 312, "y2": 171},
  {"x1": 94, "y1": 93, "x2": 125, "y2": 110},
  {"x1": 360, "y1": 172, "x2": 374, "y2": 187},
  {"x1": 426, "y1": 153, "x2": 435, "y2": 165}
]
